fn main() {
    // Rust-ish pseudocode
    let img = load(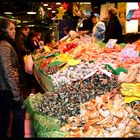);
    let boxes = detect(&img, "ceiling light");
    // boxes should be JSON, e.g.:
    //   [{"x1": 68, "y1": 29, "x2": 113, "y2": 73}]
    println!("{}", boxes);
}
[
  {"x1": 17, "y1": 25, "x2": 21, "y2": 27},
  {"x1": 43, "y1": 3, "x2": 48, "y2": 7},
  {"x1": 27, "y1": 12, "x2": 36, "y2": 15},
  {"x1": 52, "y1": 10, "x2": 56, "y2": 13},
  {"x1": 80, "y1": 2, "x2": 91, "y2": 5},
  {"x1": 28, "y1": 24, "x2": 35, "y2": 27},
  {"x1": 4, "y1": 12, "x2": 13, "y2": 15},
  {"x1": 56, "y1": 2, "x2": 61, "y2": 5},
  {"x1": 47, "y1": 7, "x2": 52, "y2": 10},
  {"x1": 22, "y1": 21, "x2": 29, "y2": 23}
]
